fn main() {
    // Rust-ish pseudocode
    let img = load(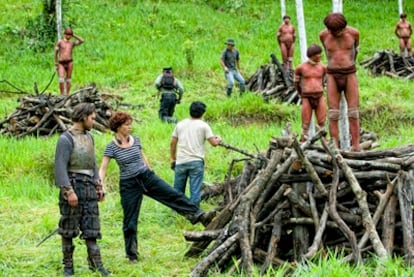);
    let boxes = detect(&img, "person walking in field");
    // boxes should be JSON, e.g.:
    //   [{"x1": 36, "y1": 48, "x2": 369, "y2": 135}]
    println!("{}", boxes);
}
[
  {"x1": 170, "y1": 101, "x2": 222, "y2": 207},
  {"x1": 277, "y1": 15, "x2": 296, "y2": 72},
  {"x1": 54, "y1": 103, "x2": 109, "y2": 276},
  {"x1": 294, "y1": 44, "x2": 327, "y2": 142},
  {"x1": 54, "y1": 28, "x2": 84, "y2": 96},
  {"x1": 220, "y1": 38, "x2": 246, "y2": 97},
  {"x1": 319, "y1": 13, "x2": 361, "y2": 151},
  {"x1": 154, "y1": 67, "x2": 184, "y2": 123},
  {"x1": 395, "y1": 13, "x2": 413, "y2": 57}
]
